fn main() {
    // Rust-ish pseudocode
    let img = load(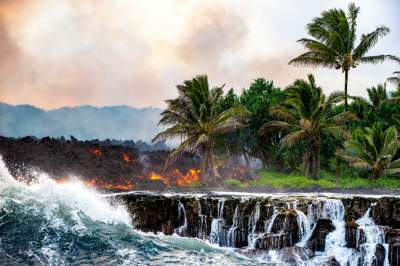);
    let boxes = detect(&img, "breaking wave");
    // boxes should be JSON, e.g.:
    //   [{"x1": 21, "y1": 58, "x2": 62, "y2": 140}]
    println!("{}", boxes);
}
[{"x1": 0, "y1": 157, "x2": 258, "y2": 265}]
